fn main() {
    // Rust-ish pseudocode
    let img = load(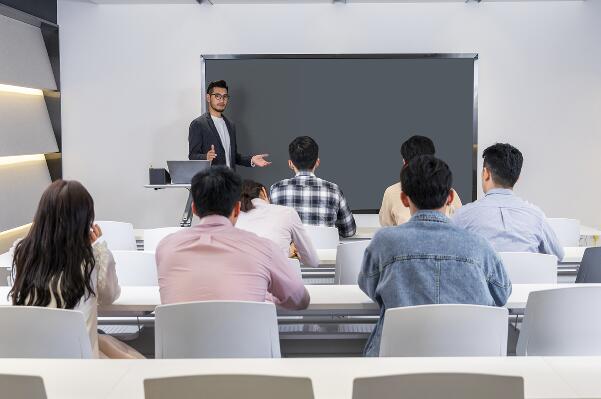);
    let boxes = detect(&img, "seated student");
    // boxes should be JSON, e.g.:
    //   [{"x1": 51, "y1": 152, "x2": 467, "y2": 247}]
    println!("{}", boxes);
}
[
  {"x1": 270, "y1": 136, "x2": 356, "y2": 238},
  {"x1": 156, "y1": 166, "x2": 310, "y2": 309},
  {"x1": 453, "y1": 143, "x2": 564, "y2": 259},
  {"x1": 358, "y1": 155, "x2": 511, "y2": 357},
  {"x1": 236, "y1": 180, "x2": 320, "y2": 267},
  {"x1": 9, "y1": 180, "x2": 143, "y2": 359},
  {"x1": 379, "y1": 135, "x2": 463, "y2": 226}
]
